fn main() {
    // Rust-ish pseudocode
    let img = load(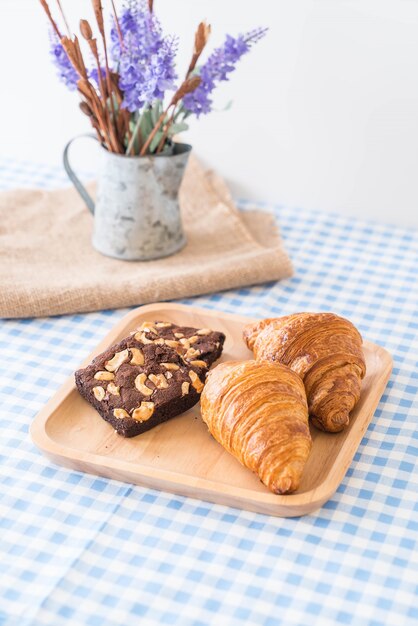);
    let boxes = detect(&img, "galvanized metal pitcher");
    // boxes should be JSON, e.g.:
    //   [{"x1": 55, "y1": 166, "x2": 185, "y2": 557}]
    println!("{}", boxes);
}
[{"x1": 63, "y1": 135, "x2": 190, "y2": 261}]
